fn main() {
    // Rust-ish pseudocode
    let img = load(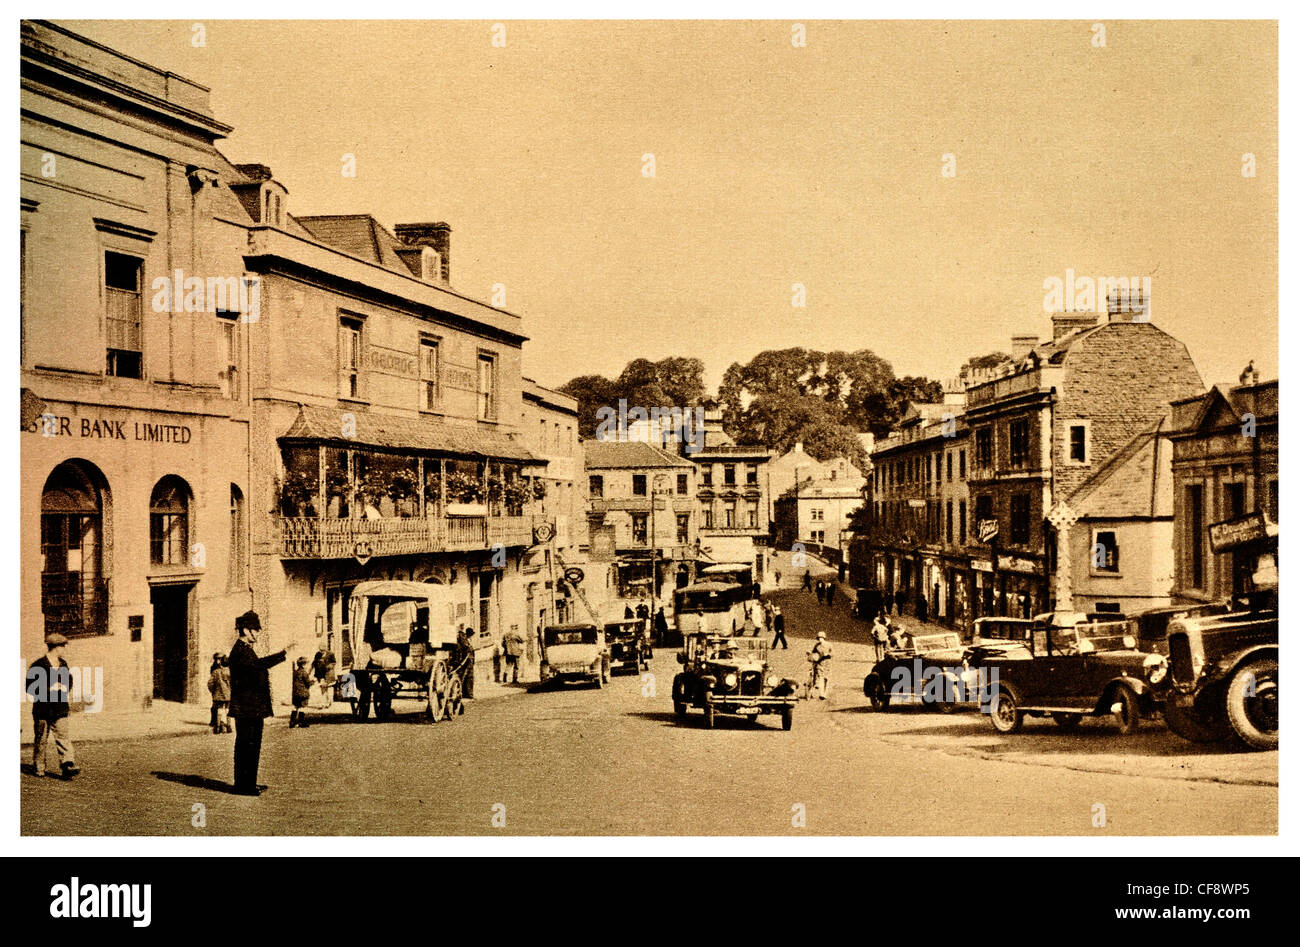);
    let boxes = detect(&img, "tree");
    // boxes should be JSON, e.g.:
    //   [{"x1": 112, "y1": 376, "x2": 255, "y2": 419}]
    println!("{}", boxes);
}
[
  {"x1": 558, "y1": 357, "x2": 707, "y2": 438},
  {"x1": 558, "y1": 374, "x2": 619, "y2": 438},
  {"x1": 960, "y1": 351, "x2": 1013, "y2": 378}
]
